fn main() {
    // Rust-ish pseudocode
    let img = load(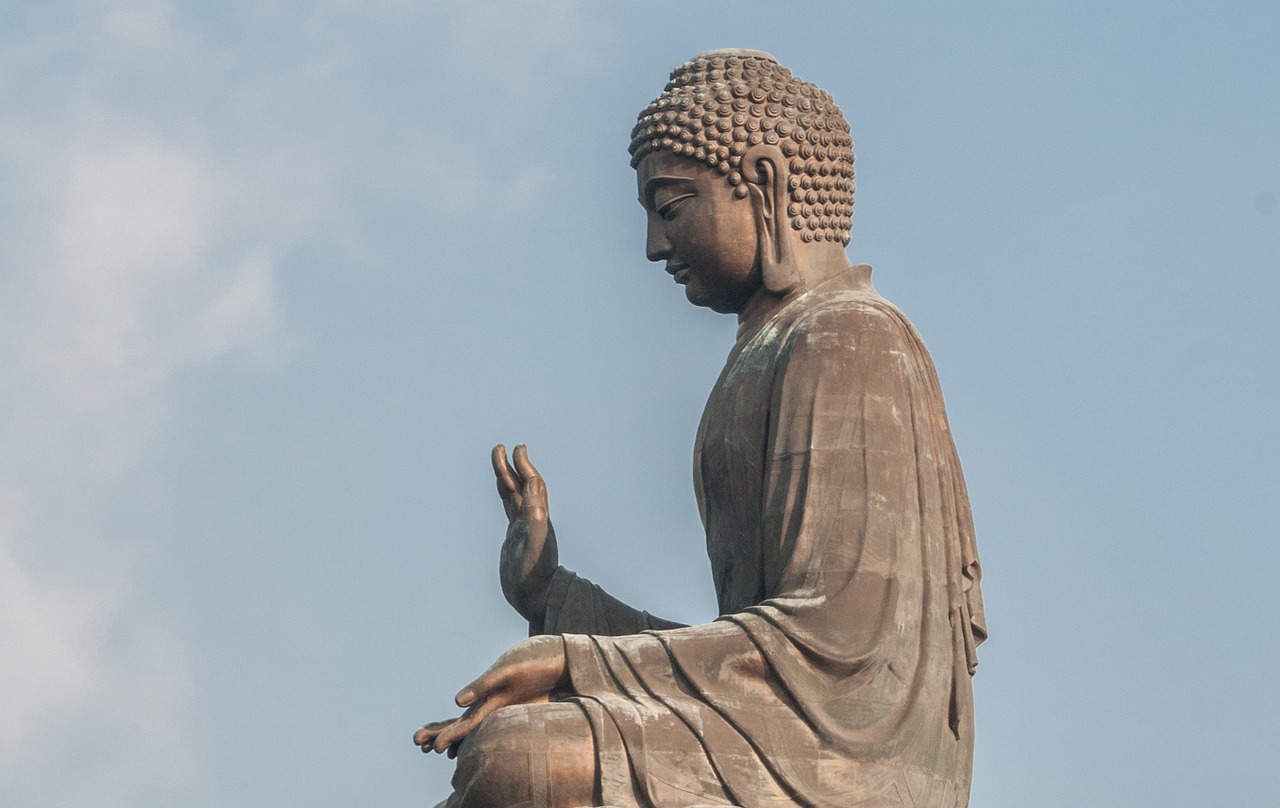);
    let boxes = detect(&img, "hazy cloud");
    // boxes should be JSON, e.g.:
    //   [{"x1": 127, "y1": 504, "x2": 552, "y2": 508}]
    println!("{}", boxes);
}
[
  {"x1": 0, "y1": 3, "x2": 290, "y2": 802},
  {"x1": 0, "y1": 0, "x2": 601, "y2": 803},
  {"x1": 0, "y1": 131, "x2": 285, "y2": 804}
]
